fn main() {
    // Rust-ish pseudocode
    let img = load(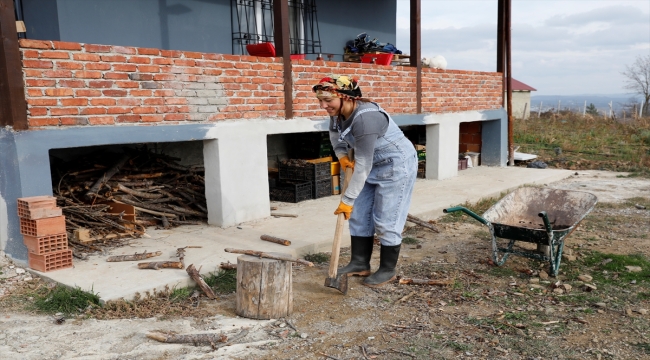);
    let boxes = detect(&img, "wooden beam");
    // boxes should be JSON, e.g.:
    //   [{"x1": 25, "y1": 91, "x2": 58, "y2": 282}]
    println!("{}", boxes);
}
[
  {"x1": 410, "y1": 0, "x2": 421, "y2": 114},
  {"x1": 0, "y1": 0, "x2": 28, "y2": 130},
  {"x1": 505, "y1": 0, "x2": 514, "y2": 166},
  {"x1": 497, "y1": 0, "x2": 505, "y2": 107},
  {"x1": 273, "y1": 0, "x2": 293, "y2": 119}
]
